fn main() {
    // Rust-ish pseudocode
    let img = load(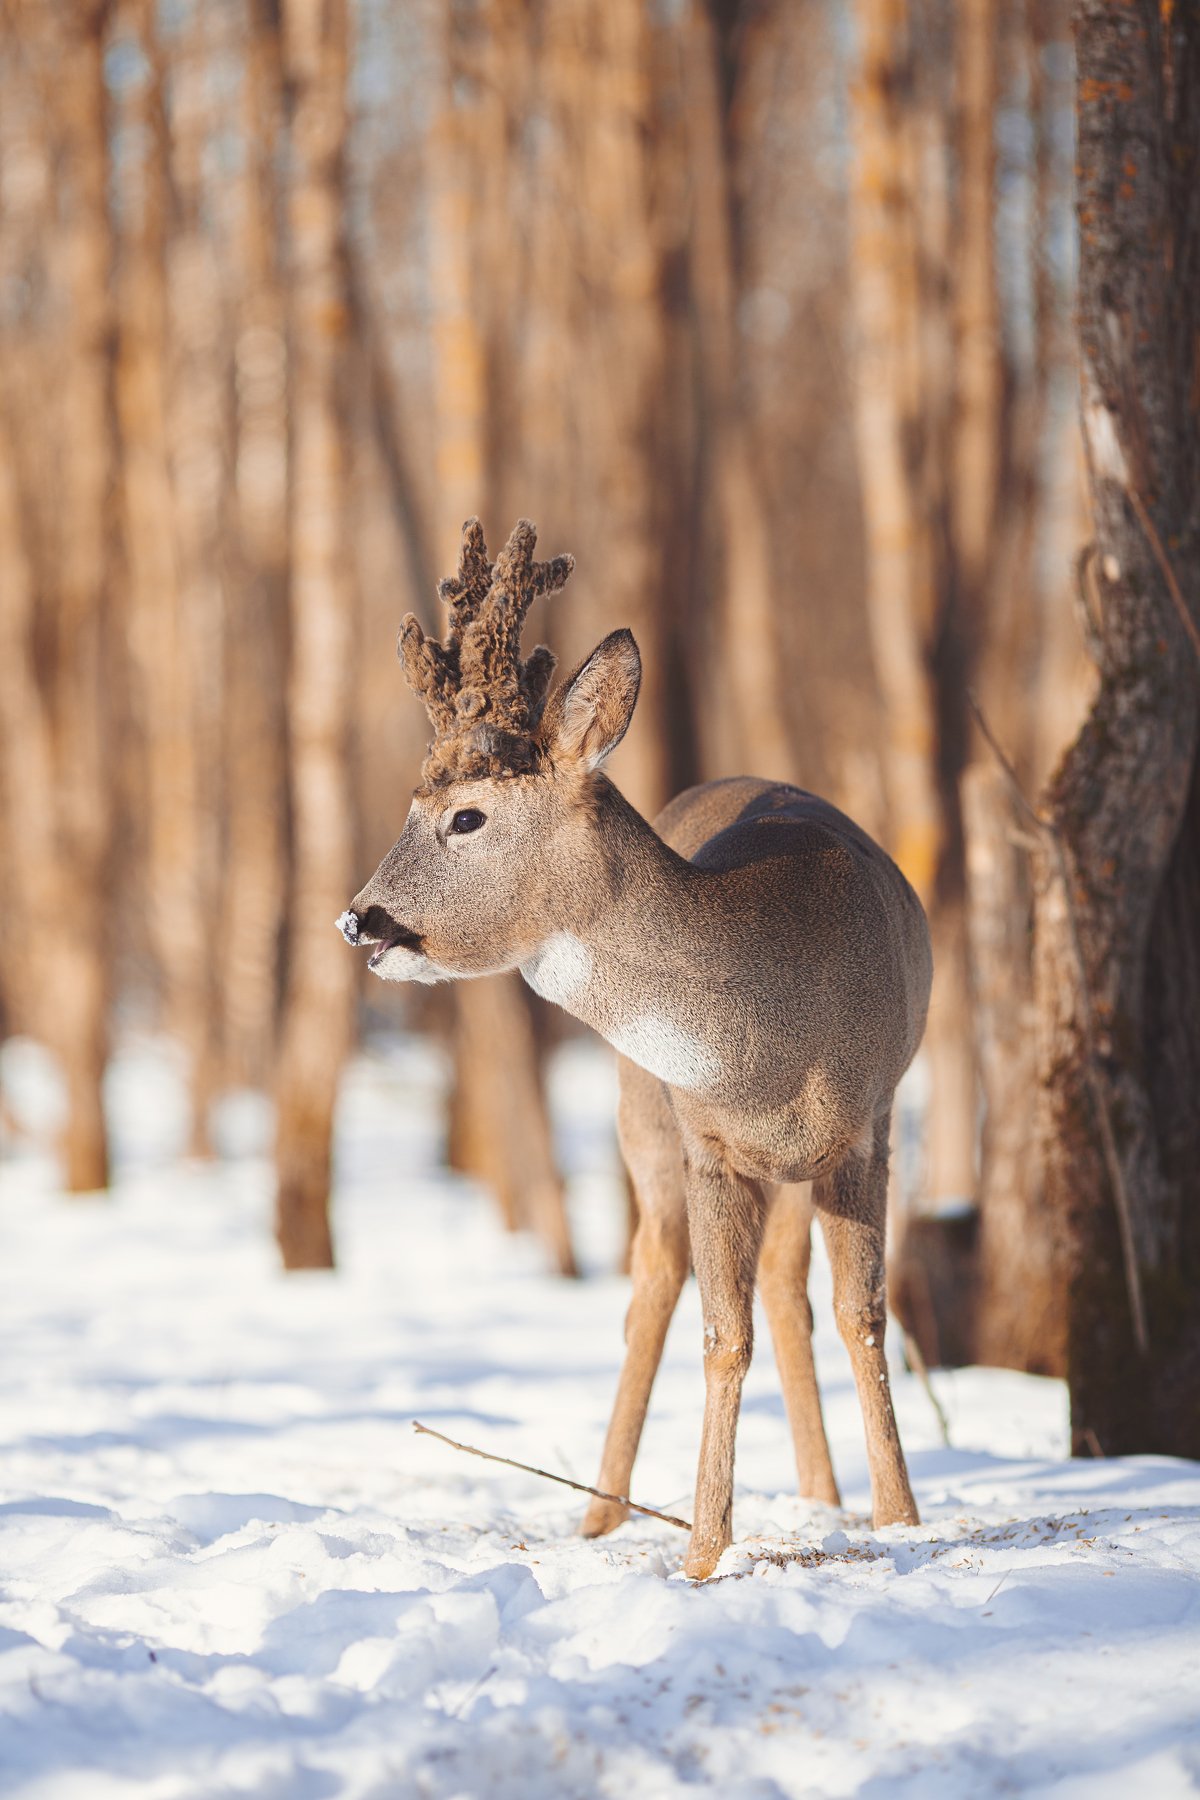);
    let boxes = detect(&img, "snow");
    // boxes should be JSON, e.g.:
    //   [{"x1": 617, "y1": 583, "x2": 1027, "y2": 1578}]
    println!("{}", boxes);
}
[{"x1": 1, "y1": 1035, "x2": 1199, "y2": 1799}]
